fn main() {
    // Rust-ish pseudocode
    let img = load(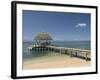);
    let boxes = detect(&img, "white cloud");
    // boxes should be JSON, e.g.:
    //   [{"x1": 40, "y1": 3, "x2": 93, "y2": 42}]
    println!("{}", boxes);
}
[{"x1": 76, "y1": 23, "x2": 87, "y2": 28}]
